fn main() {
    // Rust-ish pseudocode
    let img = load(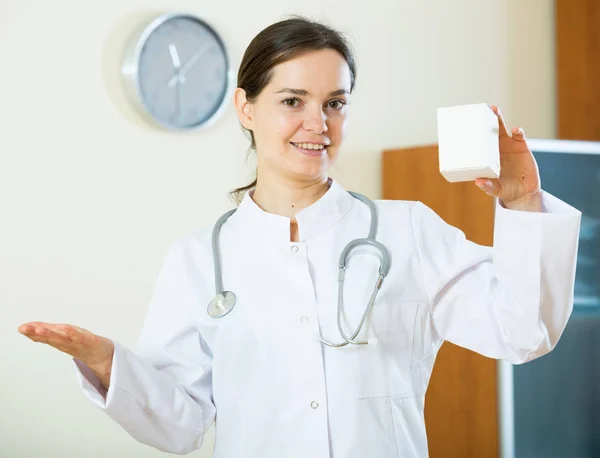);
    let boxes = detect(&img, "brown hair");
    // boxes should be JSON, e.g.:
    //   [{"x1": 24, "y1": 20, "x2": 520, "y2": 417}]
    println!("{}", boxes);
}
[{"x1": 229, "y1": 16, "x2": 357, "y2": 204}]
